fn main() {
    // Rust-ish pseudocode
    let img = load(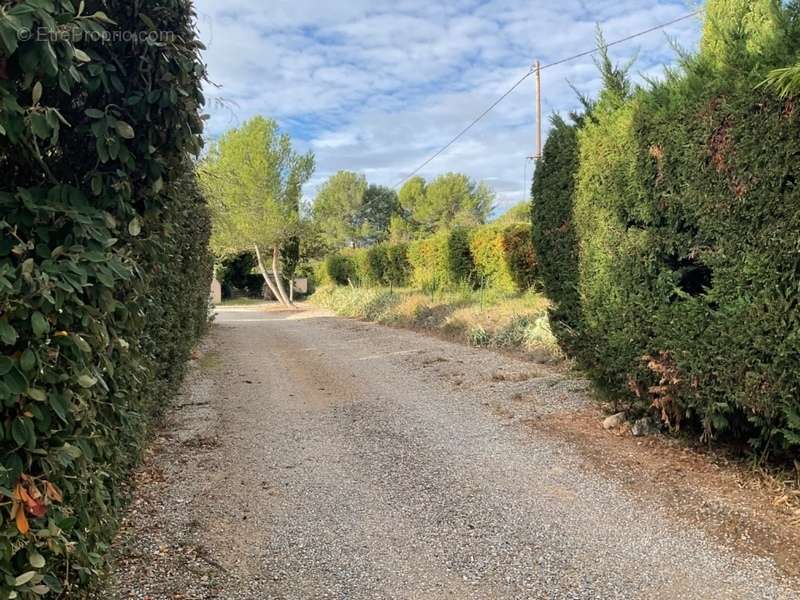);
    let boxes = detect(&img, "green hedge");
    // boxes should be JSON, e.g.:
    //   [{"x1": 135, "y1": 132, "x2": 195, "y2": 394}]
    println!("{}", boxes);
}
[
  {"x1": 316, "y1": 243, "x2": 410, "y2": 288},
  {"x1": 531, "y1": 0, "x2": 800, "y2": 454},
  {"x1": 0, "y1": 1, "x2": 208, "y2": 595},
  {"x1": 531, "y1": 116, "x2": 582, "y2": 345},
  {"x1": 365, "y1": 243, "x2": 409, "y2": 286},
  {"x1": 318, "y1": 254, "x2": 356, "y2": 286},
  {"x1": 408, "y1": 227, "x2": 474, "y2": 290},
  {"x1": 342, "y1": 248, "x2": 371, "y2": 285},
  {"x1": 469, "y1": 224, "x2": 537, "y2": 293}
]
